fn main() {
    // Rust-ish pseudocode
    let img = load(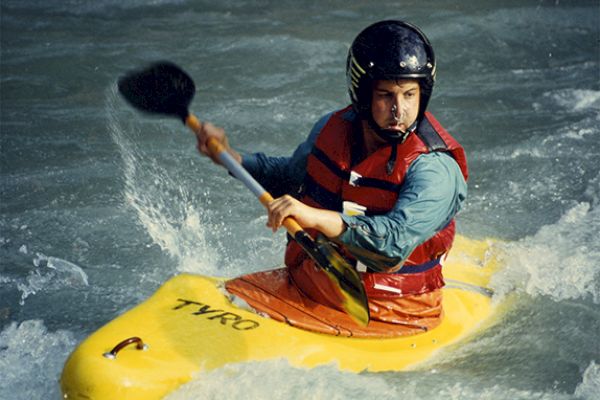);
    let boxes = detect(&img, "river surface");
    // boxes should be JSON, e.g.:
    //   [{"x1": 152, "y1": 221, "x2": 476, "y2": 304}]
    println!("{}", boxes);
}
[{"x1": 1, "y1": 1, "x2": 599, "y2": 399}]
